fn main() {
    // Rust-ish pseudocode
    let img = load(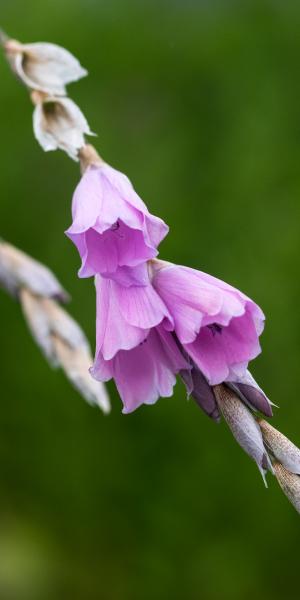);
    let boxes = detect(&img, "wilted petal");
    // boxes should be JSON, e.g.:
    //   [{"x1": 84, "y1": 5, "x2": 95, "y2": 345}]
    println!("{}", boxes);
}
[
  {"x1": 274, "y1": 463, "x2": 300, "y2": 514},
  {"x1": 52, "y1": 336, "x2": 110, "y2": 413},
  {"x1": 5, "y1": 40, "x2": 87, "y2": 95},
  {"x1": 214, "y1": 384, "x2": 272, "y2": 483},
  {"x1": 0, "y1": 241, "x2": 68, "y2": 301},
  {"x1": 227, "y1": 370, "x2": 273, "y2": 417},
  {"x1": 33, "y1": 96, "x2": 93, "y2": 160},
  {"x1": 259, "y1": 420, "x2": 300, "y2": 474}
]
